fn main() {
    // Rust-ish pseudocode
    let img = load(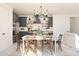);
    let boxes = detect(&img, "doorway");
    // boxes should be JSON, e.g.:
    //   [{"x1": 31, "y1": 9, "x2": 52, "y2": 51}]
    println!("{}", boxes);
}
[{"x1": 70, "y1": 17, "x2": 79, "y2": 35}]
